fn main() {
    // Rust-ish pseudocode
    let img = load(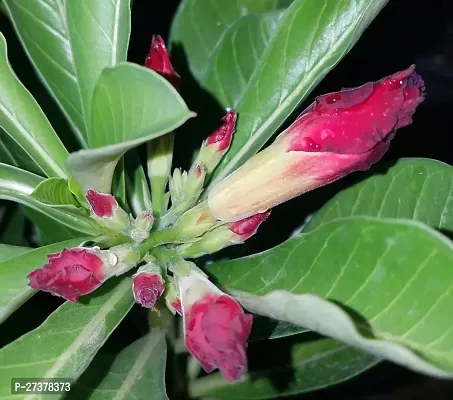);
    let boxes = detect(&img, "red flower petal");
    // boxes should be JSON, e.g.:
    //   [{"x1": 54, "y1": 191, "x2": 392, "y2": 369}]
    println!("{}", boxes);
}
[
  {"x1": 285, "y1": 65, "x2": 425, "y2": 155},
  {"x1": 184, "y1": 293, "x2": 252, "y2": 382},
  {"x1": 27, "y1": 248, "x2": 105, "y2": 302},
  {"x1": 205, "y1": 110, "x2": 237, "y2": 152},
  {"x1": 132, "y1": 272, "x2": 165, "y2": 309},
  {"x1": 145, "y1": 35, "x2": 180, "y2": 90}
]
